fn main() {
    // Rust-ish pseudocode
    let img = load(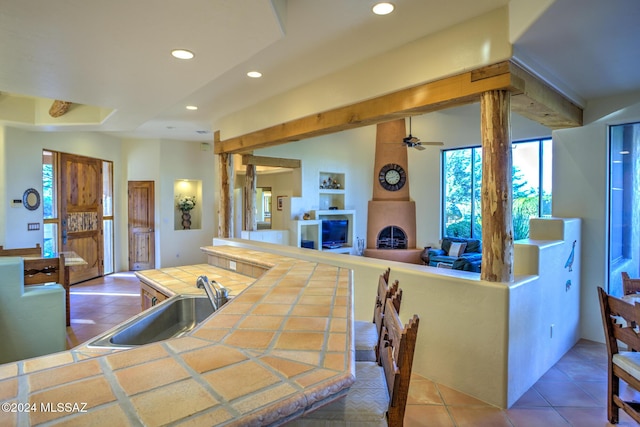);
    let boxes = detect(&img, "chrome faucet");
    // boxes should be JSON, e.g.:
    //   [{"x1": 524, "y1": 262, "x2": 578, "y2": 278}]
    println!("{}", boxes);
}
[{"x1": 196, "y1": 275, "x2": 229, "y2": 310}]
